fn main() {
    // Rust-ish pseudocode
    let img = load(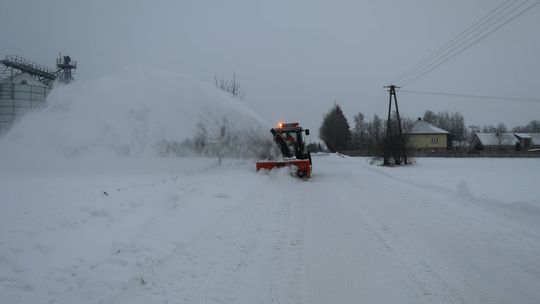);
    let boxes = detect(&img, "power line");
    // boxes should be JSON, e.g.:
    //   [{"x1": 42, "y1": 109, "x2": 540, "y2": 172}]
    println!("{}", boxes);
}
[
  {"x1": 399, "y1": 89, "x2": 540, "y2": 103},
  {"x1": 391, "y1": 0, "x2": 540, "y2": 87},
  {"x1": 392, "y1": 0, "x2": 517, "y2": 85},
  {"x1": 375, "y1": 87, "x2": 387, "y2": 117},
  {"x1": 398, "y1": 0, "x2": 539, "y2": 86},
  {"x1": 399, "y1": 0, "x2": 539, "y2": 87},
  {"x1": 396, "y1": 0, "x2": 522, "y2": 85}
]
